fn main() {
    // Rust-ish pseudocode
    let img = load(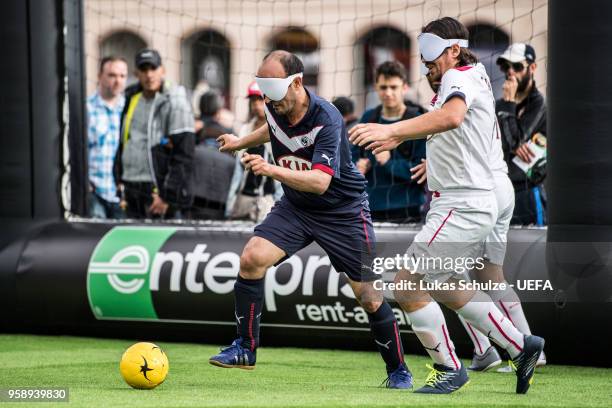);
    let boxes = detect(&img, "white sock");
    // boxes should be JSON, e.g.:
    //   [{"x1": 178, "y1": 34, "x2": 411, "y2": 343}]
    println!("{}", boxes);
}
[
  {"x1": 458, "y1": 314, "x2": 492, "y2": 356},
  {"x1": 407, "y1": 302, "x2": 461, "y2": 369},
  {"x1": 488, "y1": 285, "x2": 532, "y2": 335},
  {"x1": 456, "y1": 291, "x2": 525, "y2": 359}
]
